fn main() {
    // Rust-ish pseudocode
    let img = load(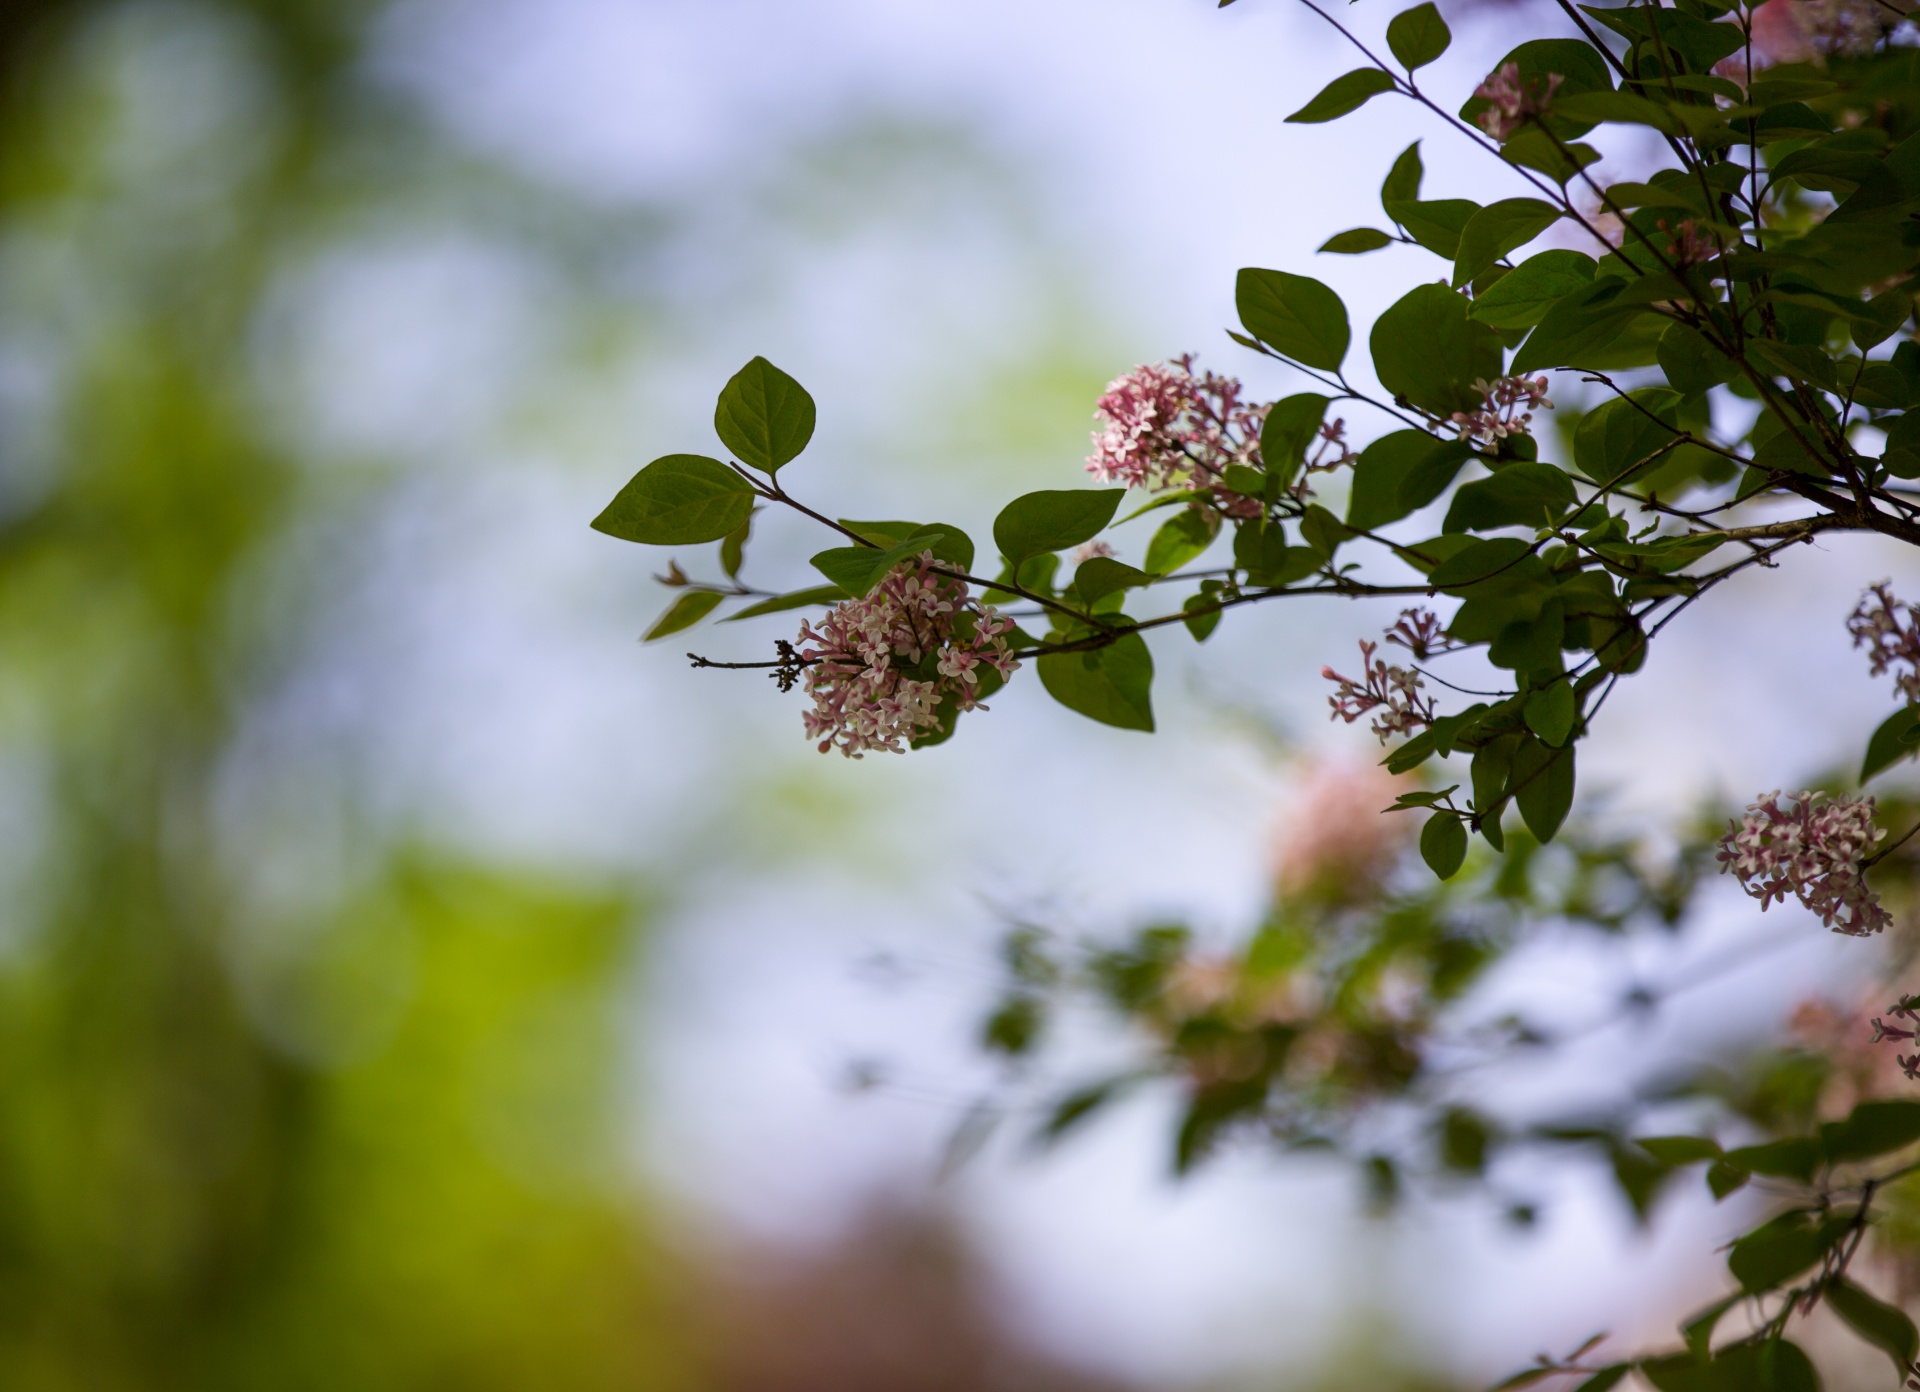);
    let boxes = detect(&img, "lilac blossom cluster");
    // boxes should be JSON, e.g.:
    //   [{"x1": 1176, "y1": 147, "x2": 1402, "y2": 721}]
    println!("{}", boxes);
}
[
  {"x1": 1716, "y1": 790, "x2": 1890, "y2": 935},
  {"x1": 795, "y1": 553, "x2": 1019, "y2": 758},
  {"x1": 1472, "y1": 63, "x2": 1563, "y2": 141},
  {"x1": 1848, "y1": 582, "x2": 1920, "y2": 703},
  {"x1": 1322, "y1": 639, "x2": 1434, "y2": 743},
  {"x1": 1449, "y1": 375, "x2": 1552, "y2": 446},
  {"x1": 1086, "y1": 355, "x2": 1269, "y2": 511}
]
